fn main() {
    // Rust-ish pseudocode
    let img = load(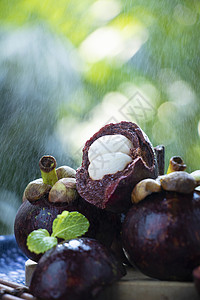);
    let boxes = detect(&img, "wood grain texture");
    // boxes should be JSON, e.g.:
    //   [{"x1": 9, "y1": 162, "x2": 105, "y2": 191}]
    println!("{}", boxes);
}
[{"x1": 97, "y1": 267, "x2": 199, "y2": 300}]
